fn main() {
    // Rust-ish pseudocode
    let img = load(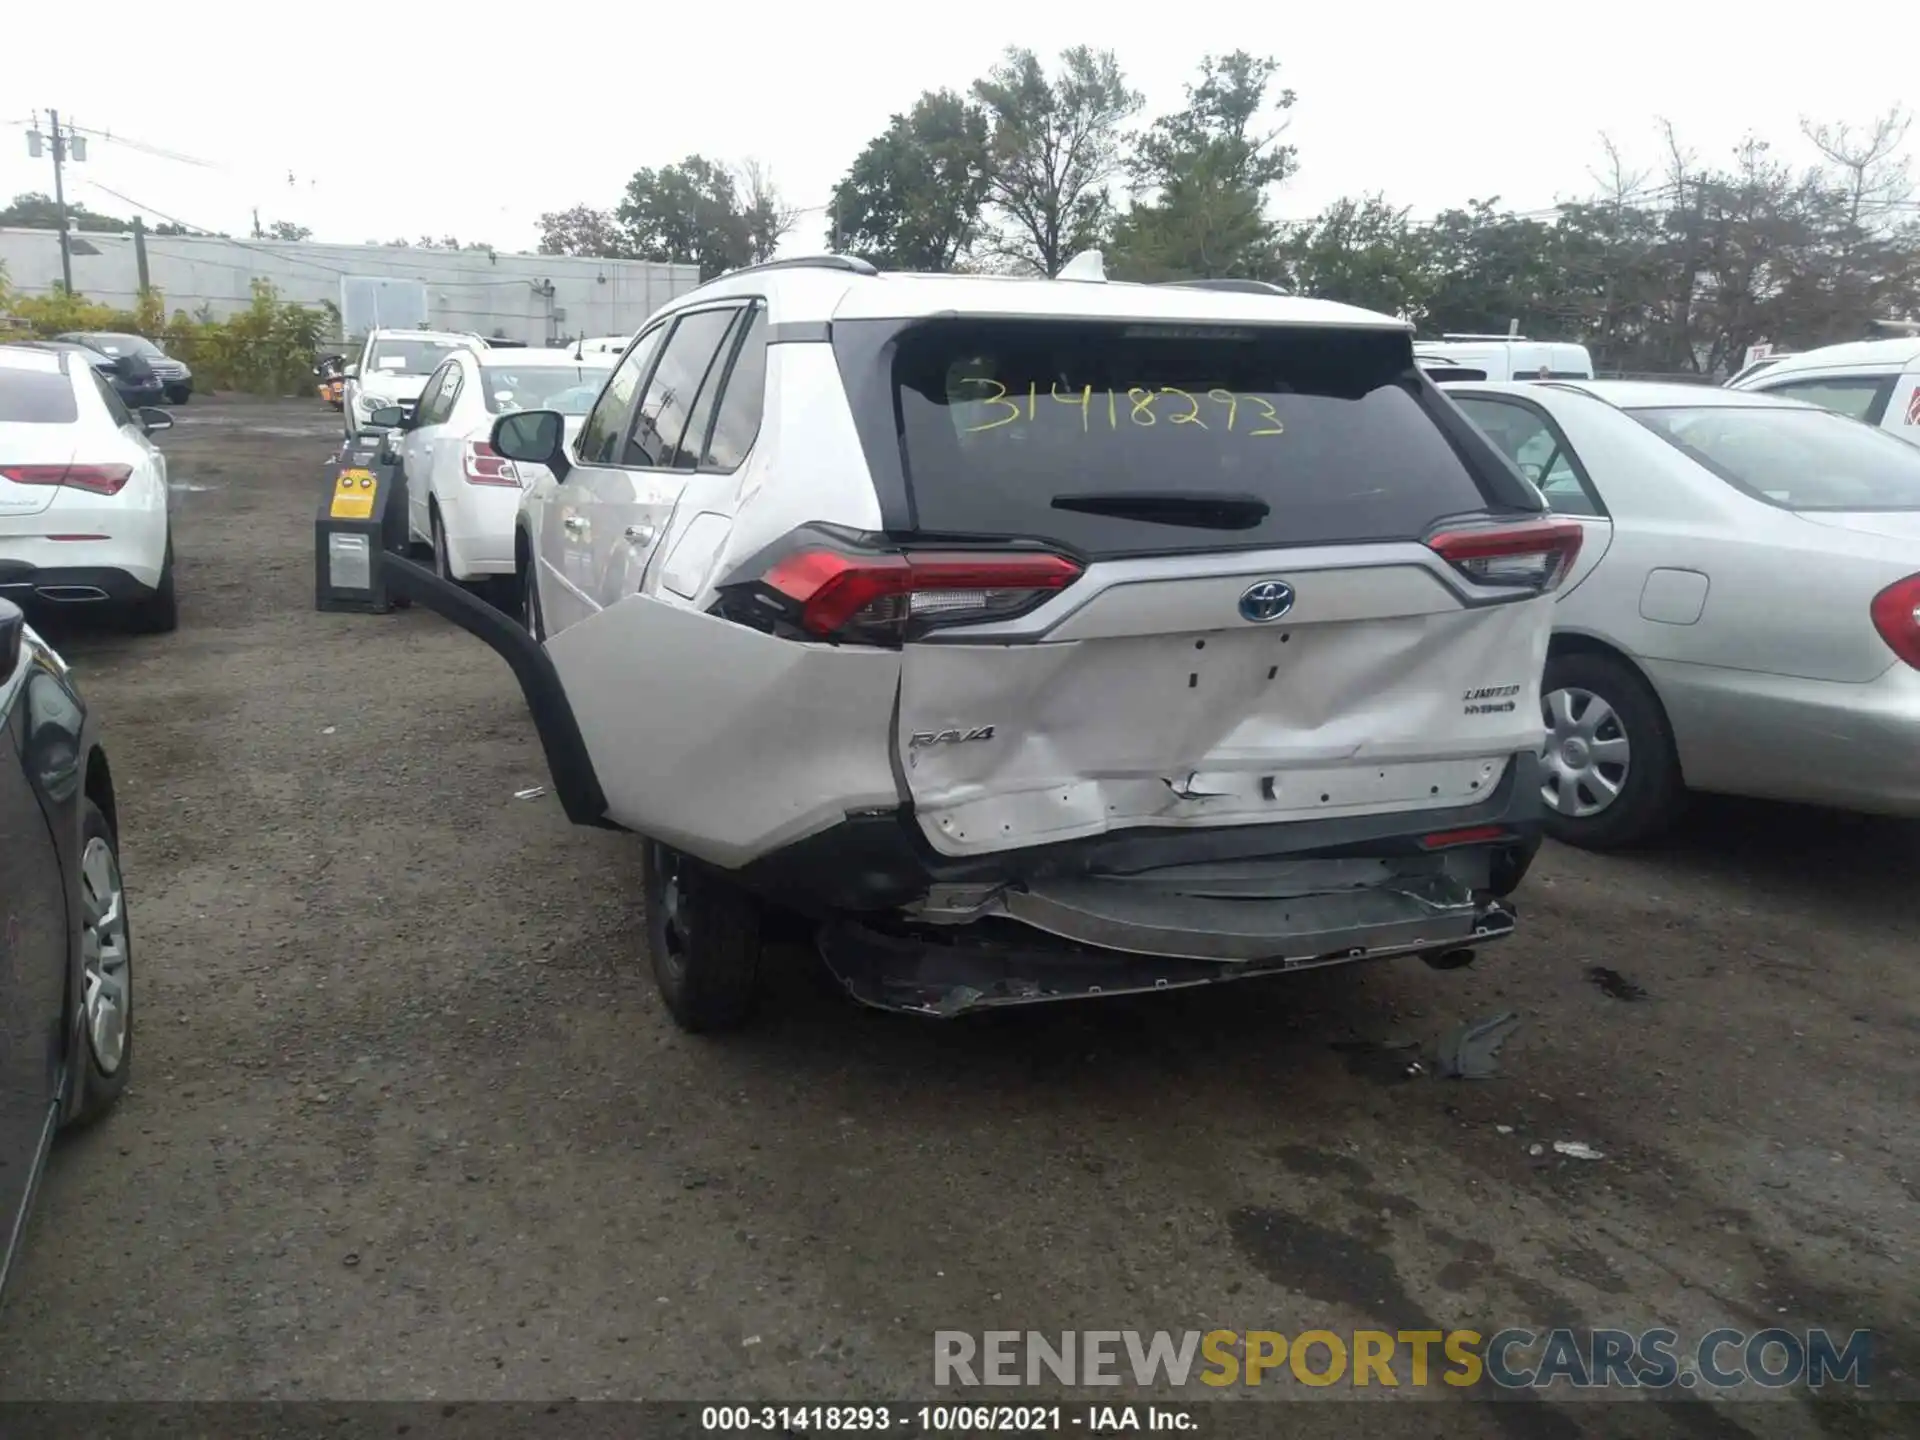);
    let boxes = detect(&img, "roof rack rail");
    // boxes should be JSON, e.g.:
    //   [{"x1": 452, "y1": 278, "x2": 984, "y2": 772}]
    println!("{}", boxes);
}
[
  {"x1": 1158, "y1": 278, "x2": 1288, "y2": 296},
  {"x1": 713, "y1": 254, "x2": 878, "y2": 282}
]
